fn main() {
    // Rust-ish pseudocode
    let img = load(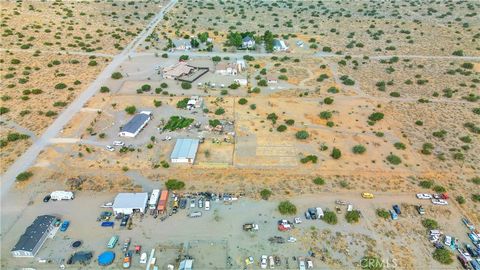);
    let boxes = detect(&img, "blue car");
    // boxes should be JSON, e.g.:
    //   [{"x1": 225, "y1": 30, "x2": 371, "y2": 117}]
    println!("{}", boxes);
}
[
  {"x1": 389, "y1": 210, "x2": 398, "y2": 220},
  {"x1": 60, "y1": 220, "x2": 70, "y2": 232},
  {"x1": 393, "y1": 205, "x2": 401, "y2": 215}
]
